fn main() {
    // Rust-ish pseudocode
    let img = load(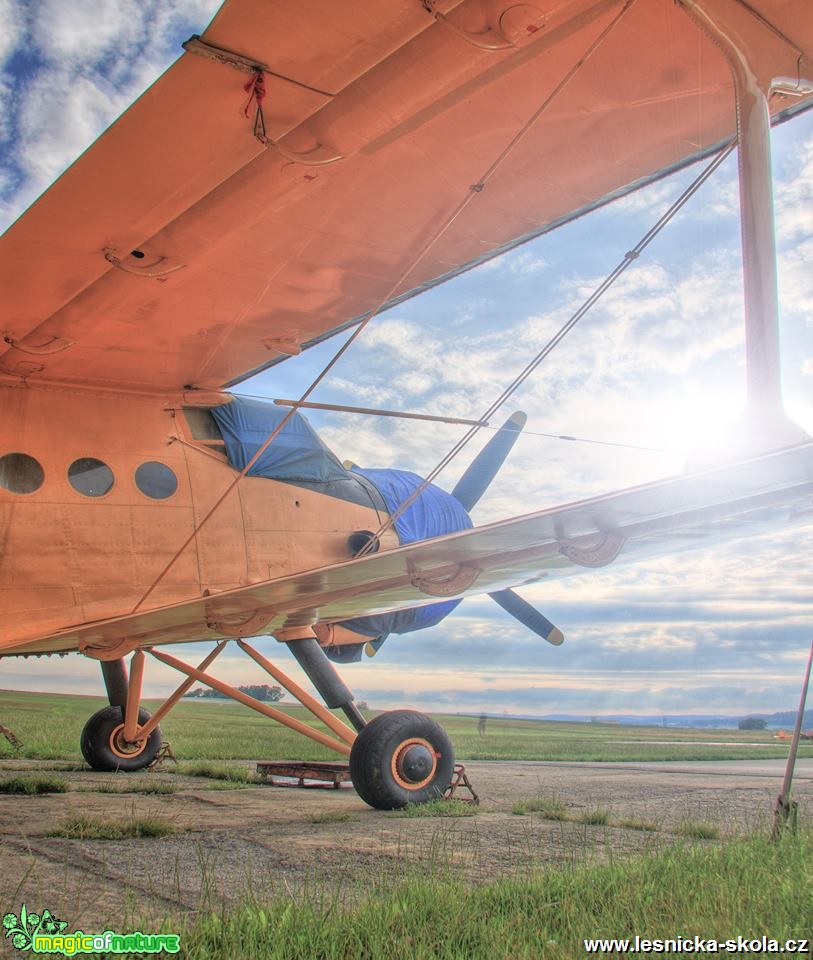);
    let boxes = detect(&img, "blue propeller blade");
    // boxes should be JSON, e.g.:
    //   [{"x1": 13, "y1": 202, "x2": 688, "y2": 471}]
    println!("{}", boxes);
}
[
  {"x1": 450, "y1": 411, "x2": 527, "y2": 511},
  {"x1": 489, "y1": 588, "x2": 564, "y2": 645}
]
